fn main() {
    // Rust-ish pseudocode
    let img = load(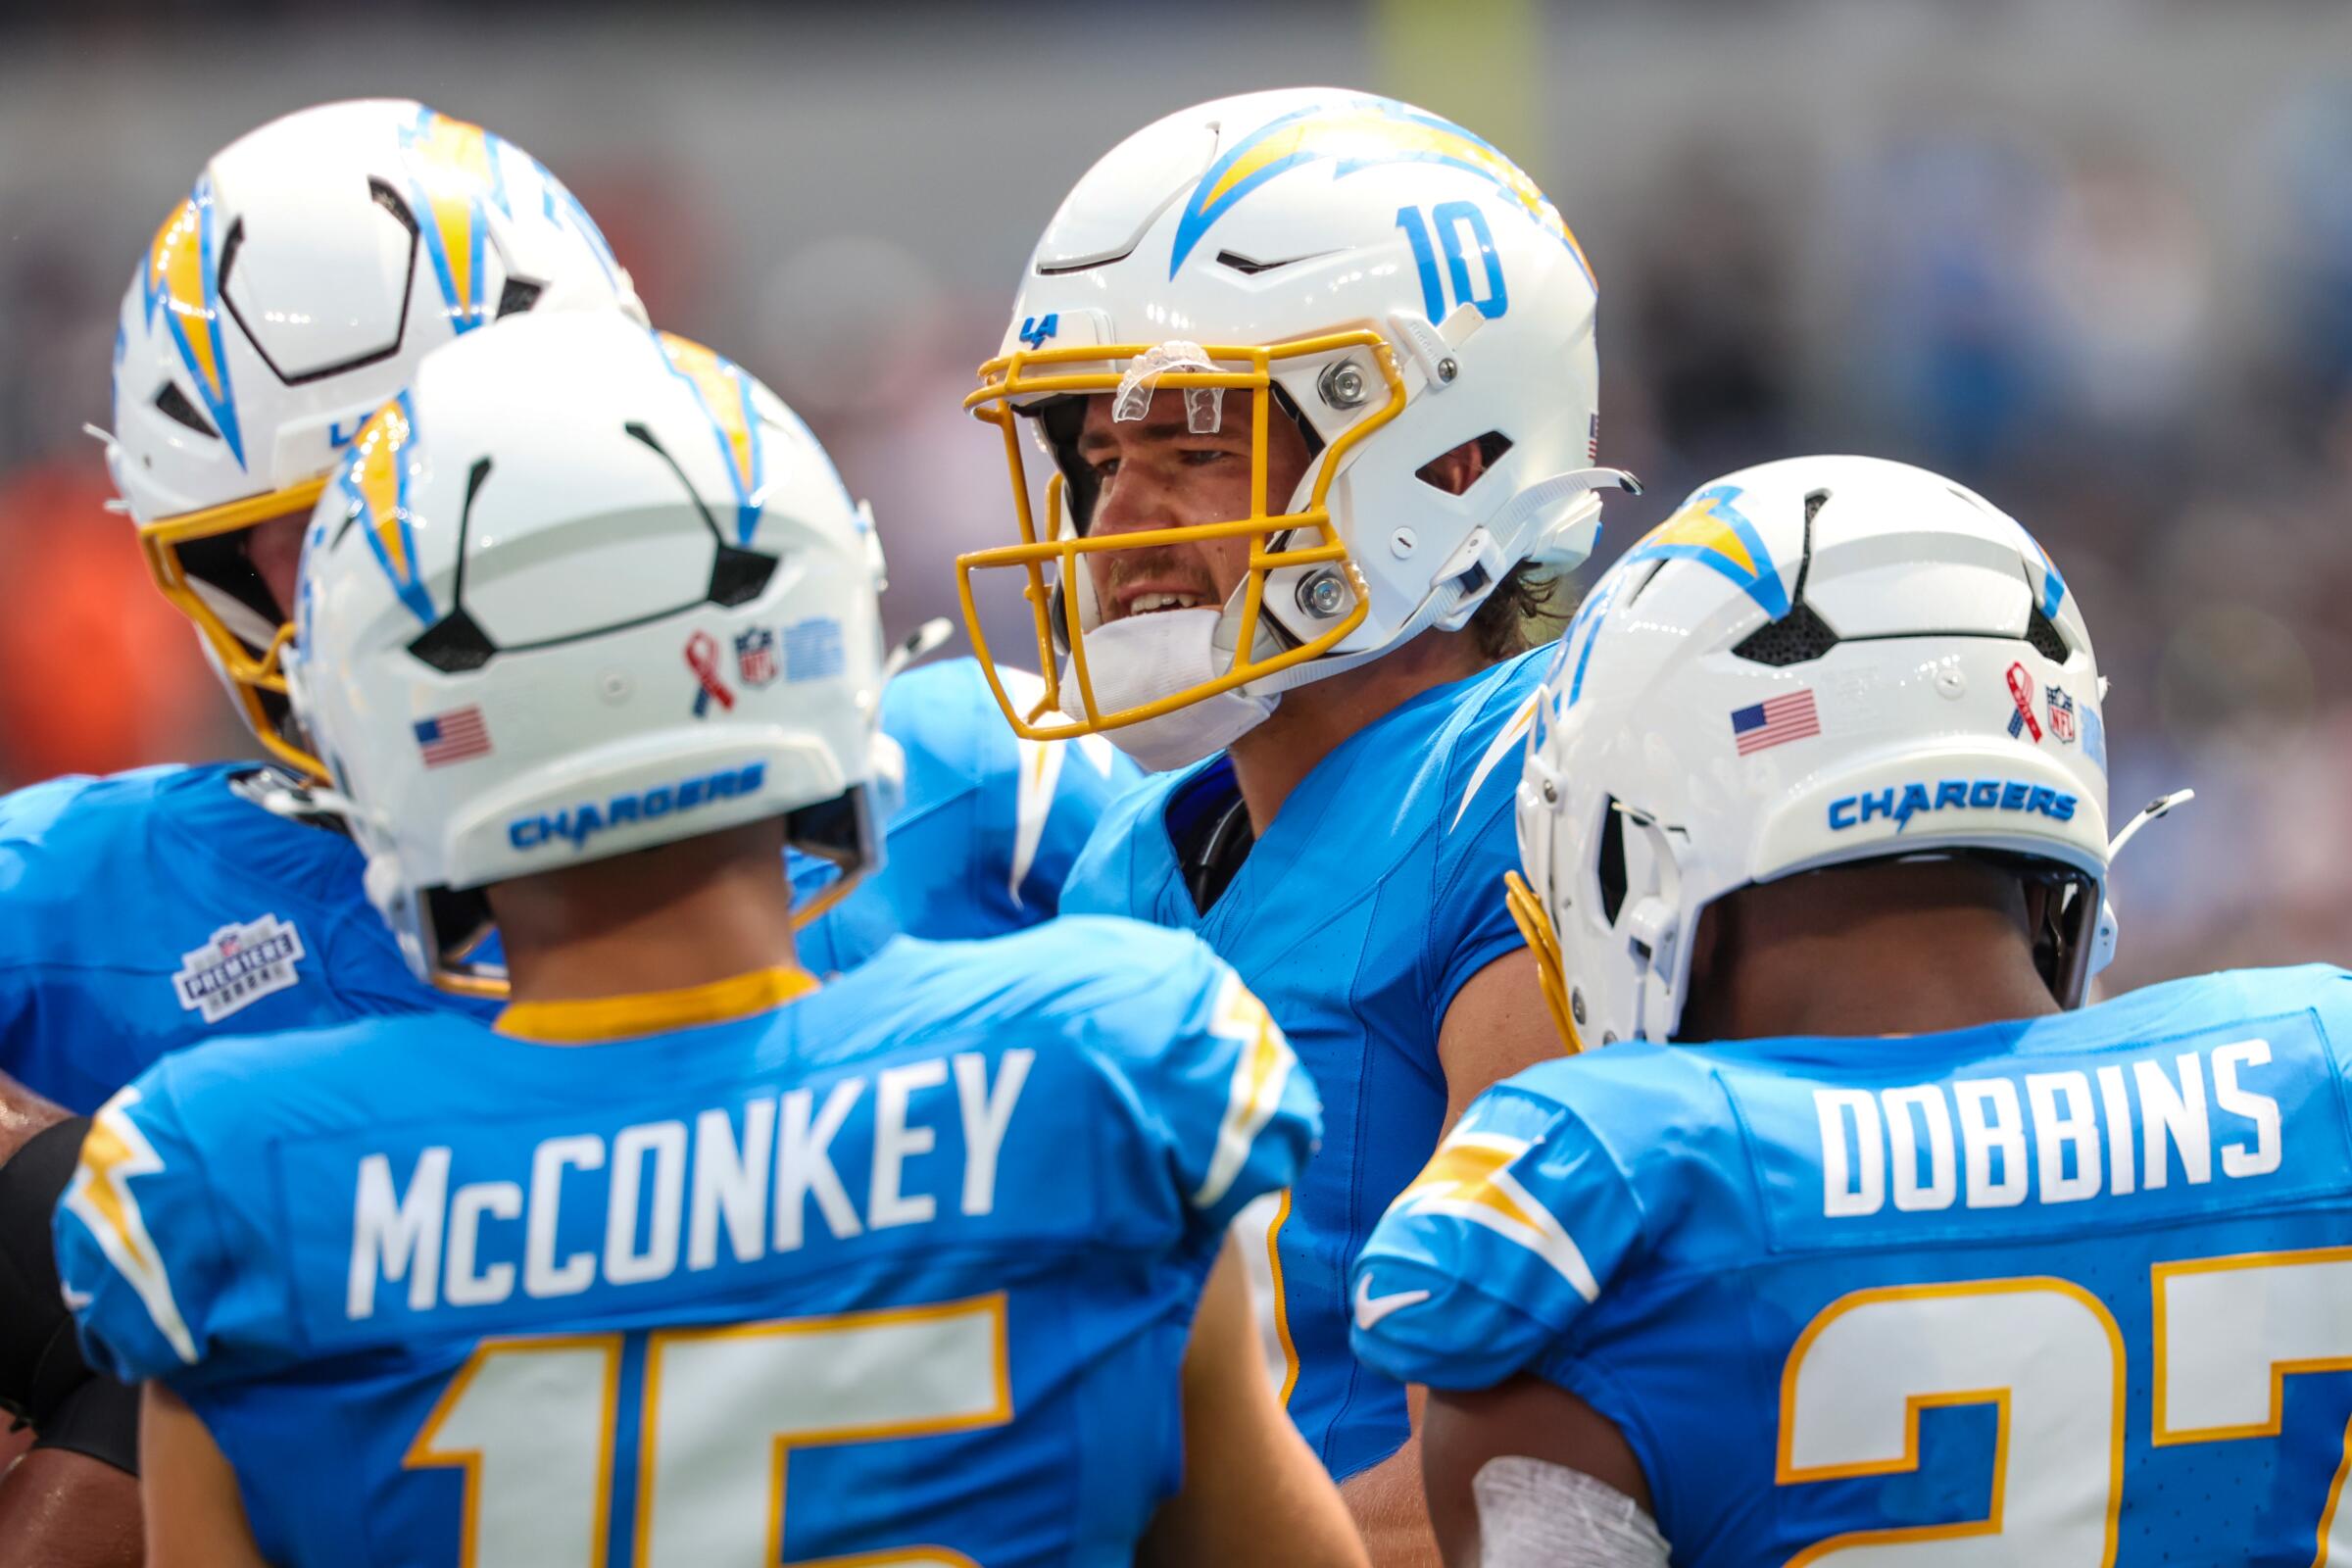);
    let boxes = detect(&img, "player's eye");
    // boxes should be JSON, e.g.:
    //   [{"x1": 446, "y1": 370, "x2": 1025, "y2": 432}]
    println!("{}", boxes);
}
[{"x1": 1178, "y1": 448, "x2": 1233, "y2": 467}]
